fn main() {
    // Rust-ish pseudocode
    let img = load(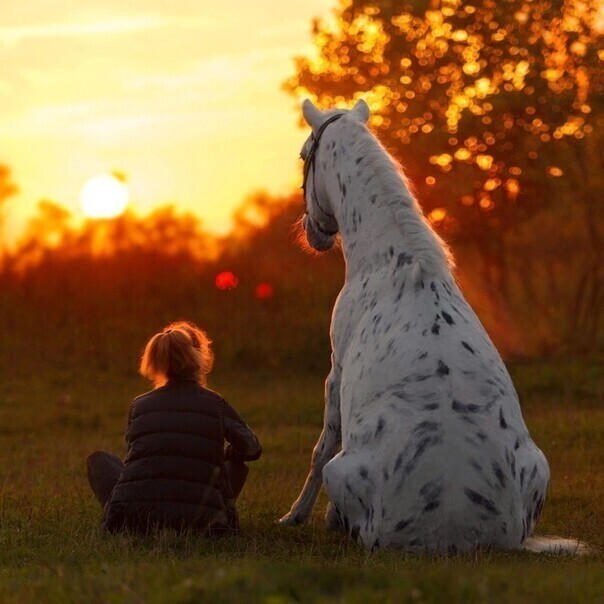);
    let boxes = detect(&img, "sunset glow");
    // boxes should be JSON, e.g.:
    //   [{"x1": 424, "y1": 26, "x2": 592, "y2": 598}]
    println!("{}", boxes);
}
[
  {"x1": 0, "y1": 0, "x2": 332, "y2": 241},
  {"x1": 80, "y1": 175, "x2": 129, "y2": 219}
]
